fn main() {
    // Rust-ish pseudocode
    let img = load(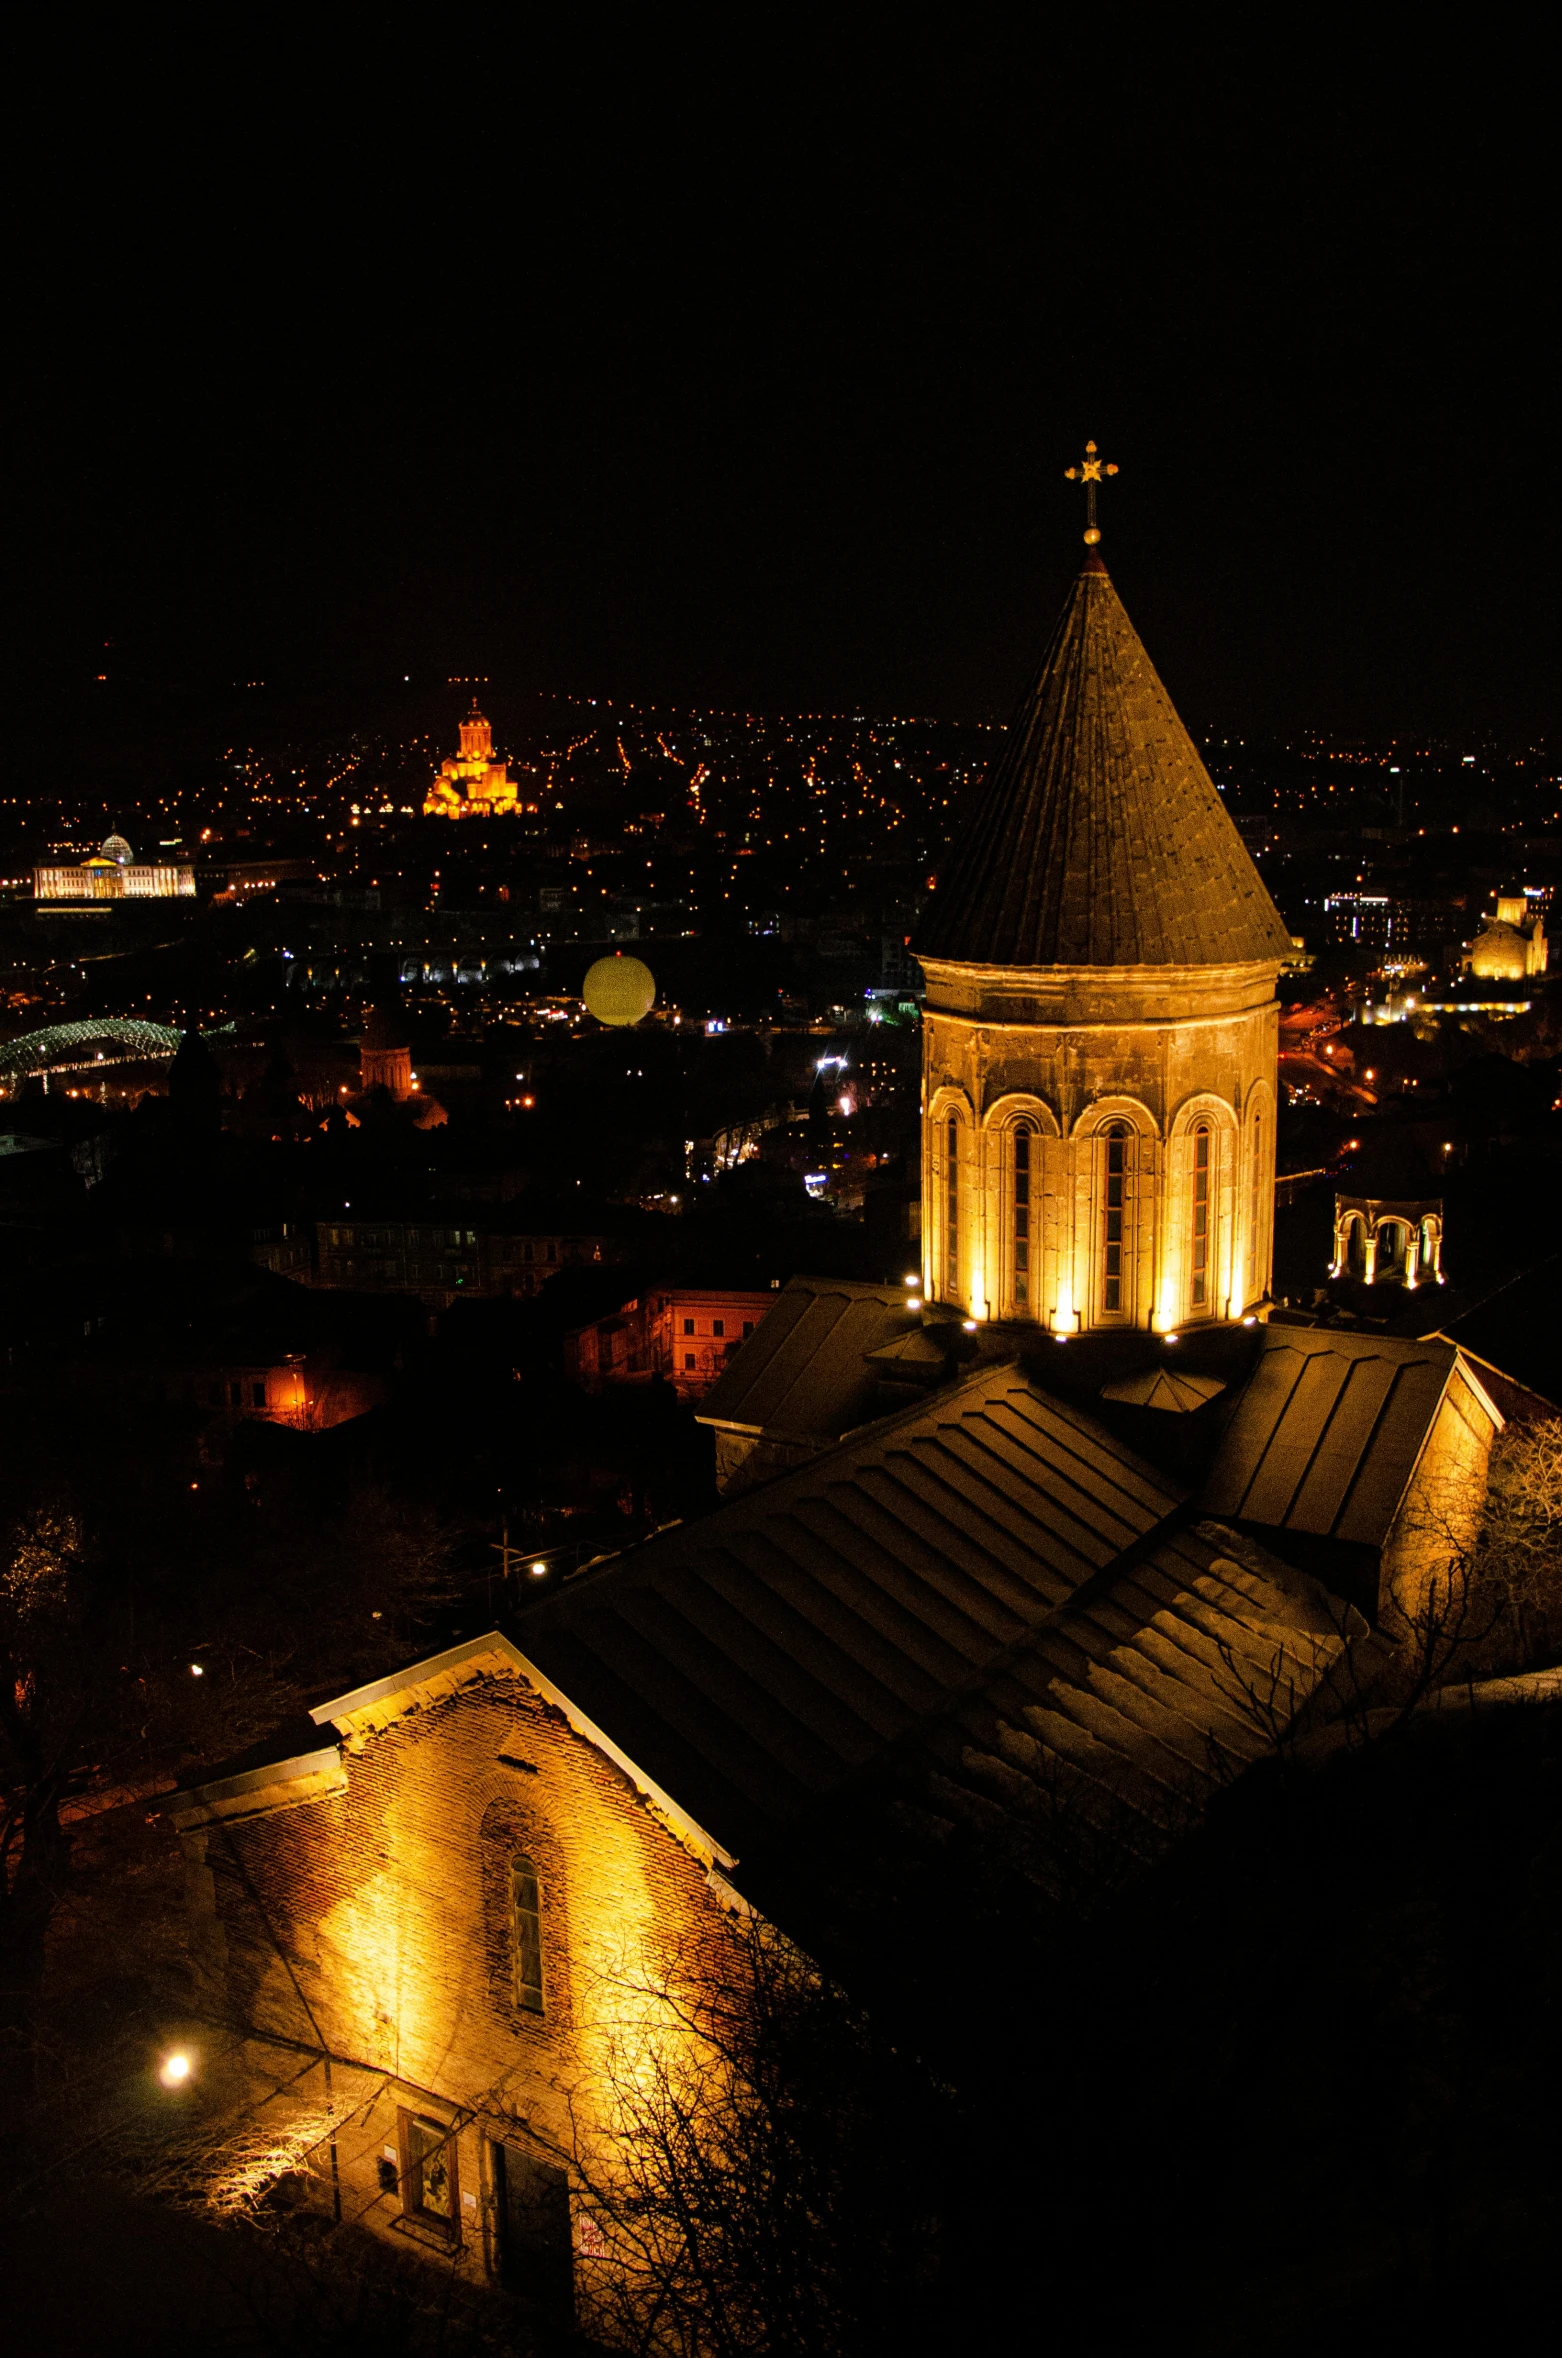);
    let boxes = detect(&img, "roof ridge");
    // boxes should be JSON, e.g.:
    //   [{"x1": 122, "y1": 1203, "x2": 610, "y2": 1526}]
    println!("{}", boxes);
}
[{"x1": 537, "y1": 1356, "x2": 1045, "y2": 1602}]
